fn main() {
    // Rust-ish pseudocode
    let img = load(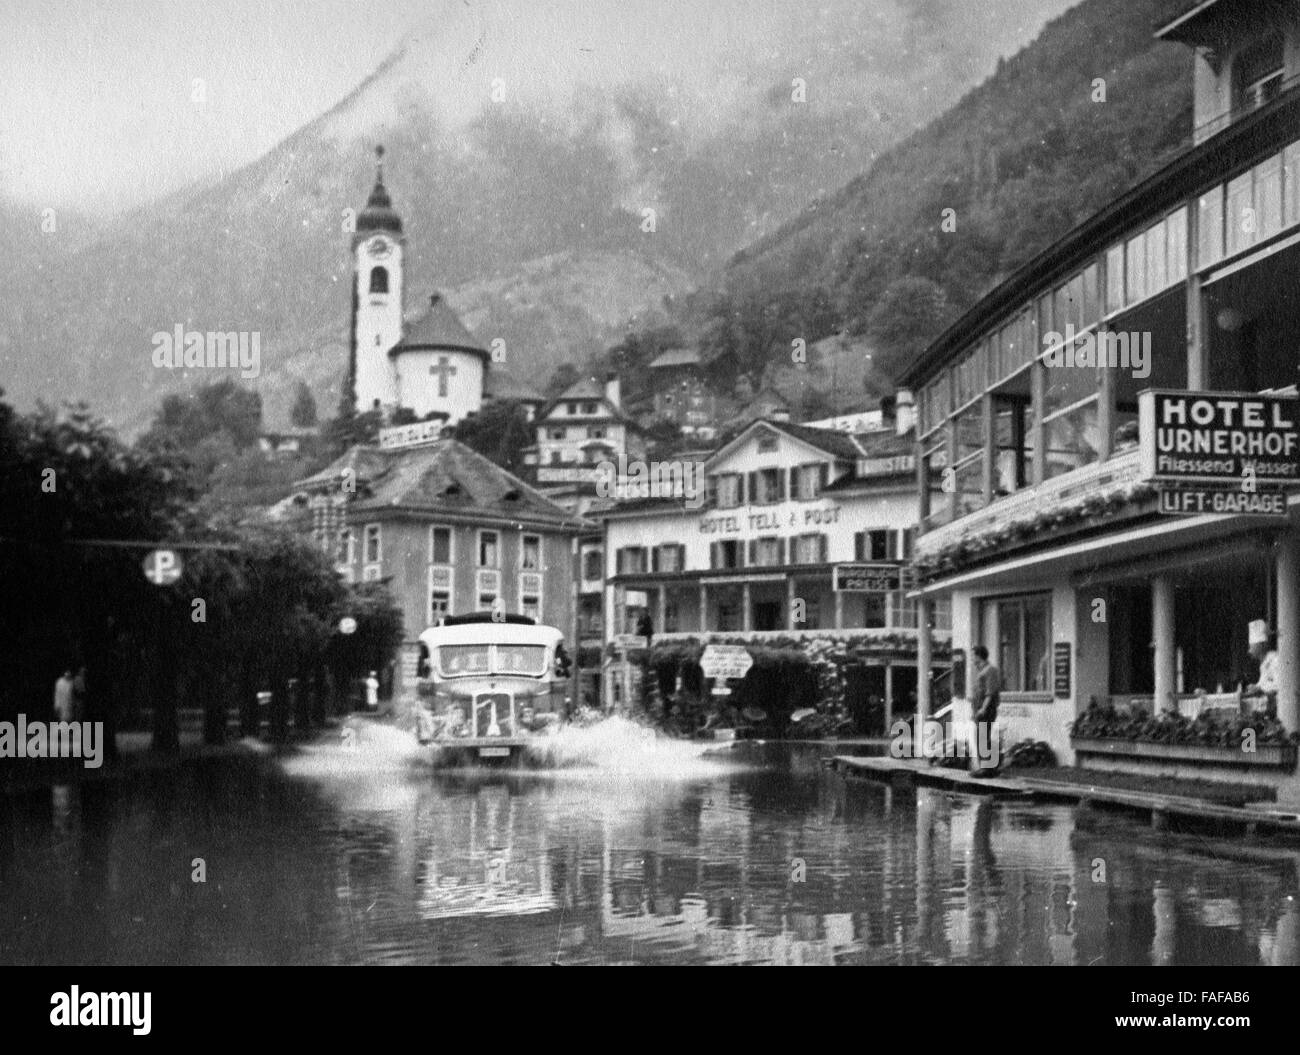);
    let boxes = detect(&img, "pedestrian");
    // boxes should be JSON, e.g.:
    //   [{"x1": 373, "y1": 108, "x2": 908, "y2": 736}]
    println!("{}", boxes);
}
[
  {"x1": 969, "y1": 645, "x2": 1001, "y2": 776},
  {"x1": 72, "y1": 666, "x2": 88, "y2": 721},
  {"x1": 364, "y1": 670, "x2": 380, "y2": 711},
  {"x1": 53, "y1": 669, "x2": 75, "y2": 722}
]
